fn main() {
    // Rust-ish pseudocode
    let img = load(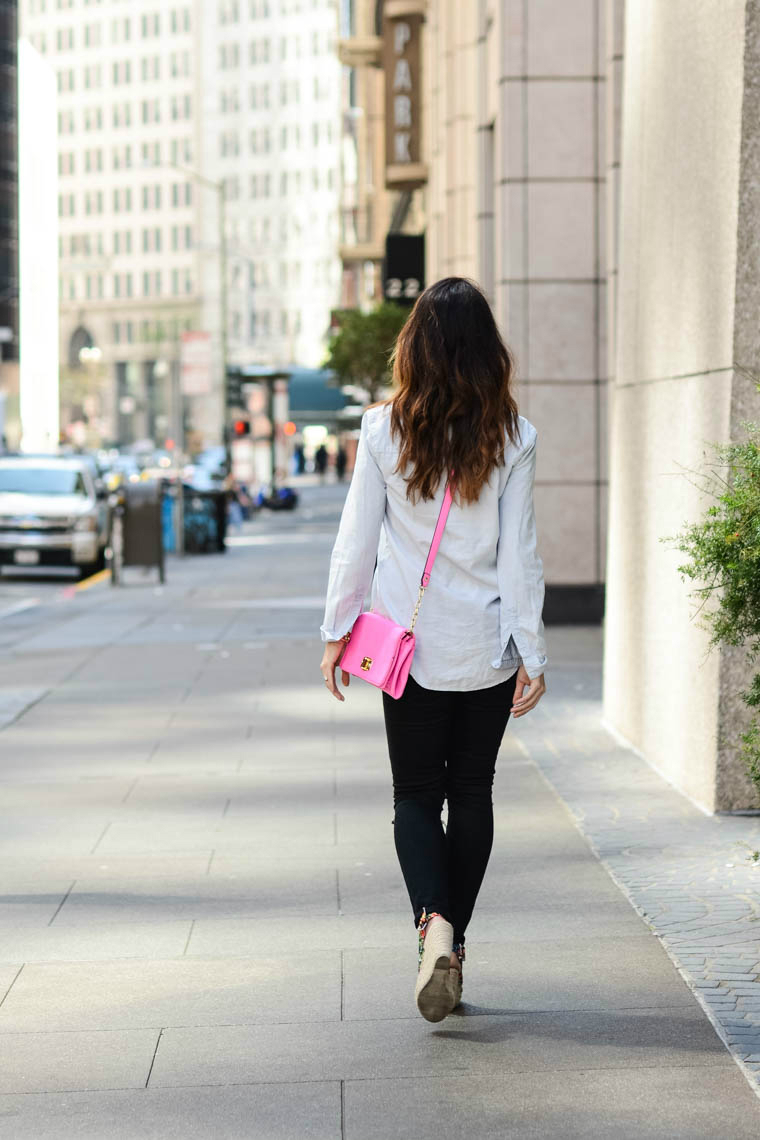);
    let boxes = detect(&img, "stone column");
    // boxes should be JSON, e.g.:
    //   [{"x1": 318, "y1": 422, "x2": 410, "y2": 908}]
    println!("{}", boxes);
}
[
  {"x1": 494, "y1": 0, "x2": 606, "y2": 622},
  {"x1": 605, "y1": 0, "x2": 625, "y2": 387},
  {"x1": 603, "y1": 0, "x2": 759, "y2": 811}
]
